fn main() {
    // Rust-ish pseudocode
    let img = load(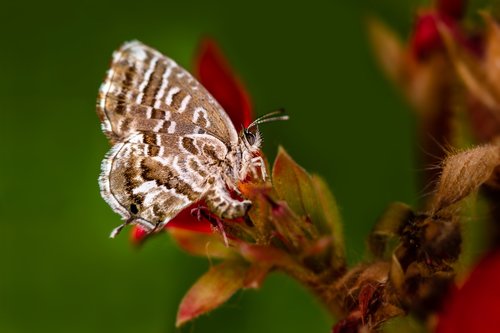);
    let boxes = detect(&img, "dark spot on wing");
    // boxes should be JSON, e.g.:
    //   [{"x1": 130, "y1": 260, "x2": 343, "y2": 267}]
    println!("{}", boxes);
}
[
  {"x1": 130, "y1": 203, "x2": 139, "y2": 214},
  {"x1": 143, "y1": 132, "x2": 157, "y2": 145},
  {"x1": 159, "y1": 121, "x2": 173, "y2": 133},
  {"x1": 182, "y1": 137, "x2": 199, "y2": 155},
  {"x1": 189, "y1": 159, "x2": 207, "y2": 178},
  {"x1": 203, "y1": 144, "x2": 219, "y2": 161},
  {"x1": 120, "y1": 117, "x2": 133, "y2": 134},
  {"x1": 151, "y1": 108, "x2": 166, "y2": 119},
  {"x1": 148, "y1": 145, "x2": 160, "y2": 156}
]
